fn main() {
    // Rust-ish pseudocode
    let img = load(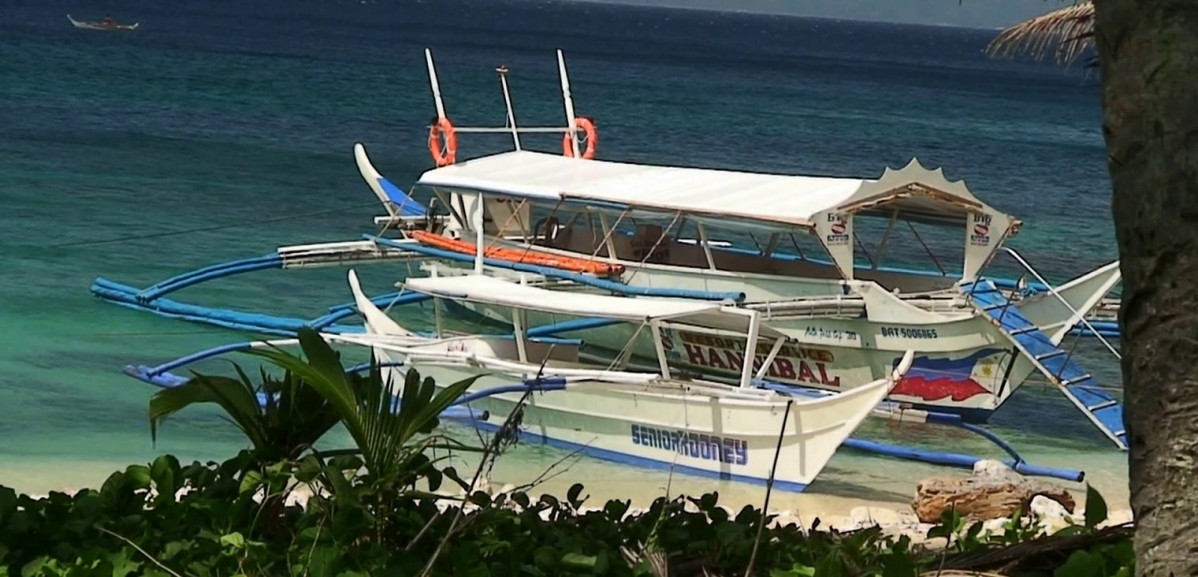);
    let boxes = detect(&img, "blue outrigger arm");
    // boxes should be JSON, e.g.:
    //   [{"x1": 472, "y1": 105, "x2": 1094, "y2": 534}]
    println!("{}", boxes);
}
[
  {"x1": 124, "y1": 337, "x2": 1084, "y2": 483},
  {"x1": 88, "y1": 240, "x2": 1119, "y2": 340}
]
